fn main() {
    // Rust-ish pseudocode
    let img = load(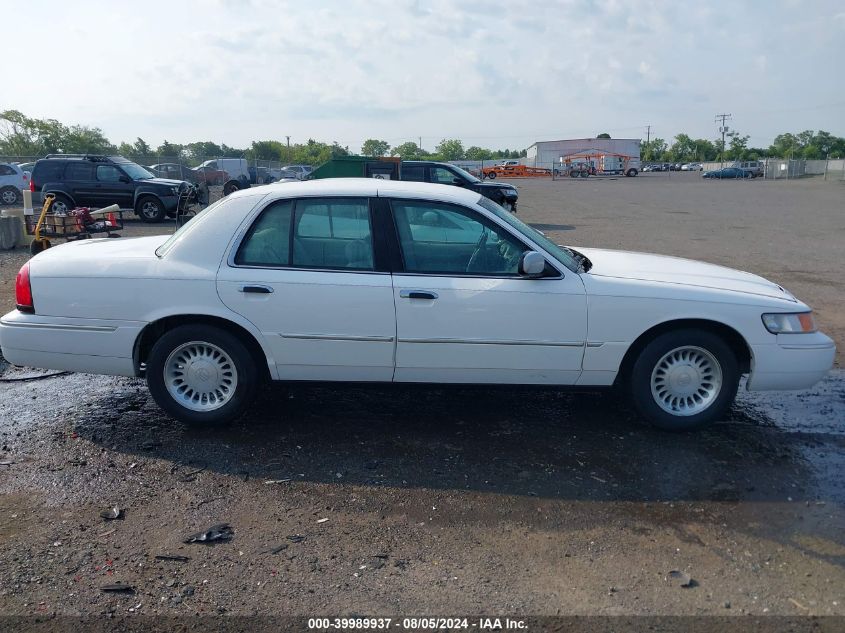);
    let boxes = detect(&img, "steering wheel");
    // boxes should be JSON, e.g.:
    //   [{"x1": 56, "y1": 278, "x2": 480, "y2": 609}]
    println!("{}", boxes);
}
[{"x1": 465, "y1": 228, "x2": 489, "y2": 273}]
